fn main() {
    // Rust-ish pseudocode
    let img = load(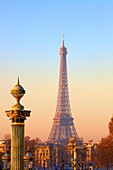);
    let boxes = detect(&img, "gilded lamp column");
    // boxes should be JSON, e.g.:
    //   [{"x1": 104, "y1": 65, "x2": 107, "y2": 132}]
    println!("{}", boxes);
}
[{"x1": 5, "y1": 78, "x2": 31, "y2": 170}]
